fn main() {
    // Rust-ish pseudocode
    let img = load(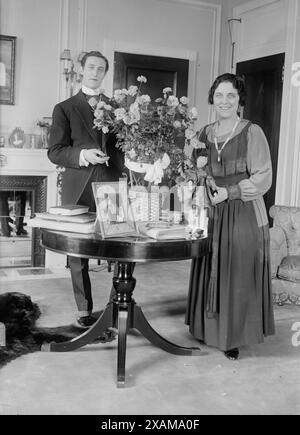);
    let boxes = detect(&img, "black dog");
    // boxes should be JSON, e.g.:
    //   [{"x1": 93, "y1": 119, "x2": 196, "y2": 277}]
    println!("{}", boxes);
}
[{"x1": 0, "y1": 292, "x2": 82, "y2": 367}]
